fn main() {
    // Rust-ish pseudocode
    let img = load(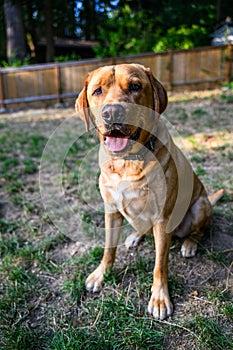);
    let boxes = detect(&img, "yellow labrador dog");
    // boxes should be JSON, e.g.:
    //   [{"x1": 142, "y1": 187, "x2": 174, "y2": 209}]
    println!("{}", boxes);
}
[{"x1": 75, "y1": 63, "x2": 224, "y2": 320}]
